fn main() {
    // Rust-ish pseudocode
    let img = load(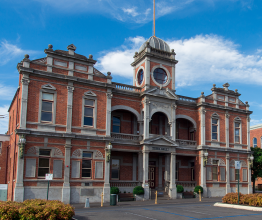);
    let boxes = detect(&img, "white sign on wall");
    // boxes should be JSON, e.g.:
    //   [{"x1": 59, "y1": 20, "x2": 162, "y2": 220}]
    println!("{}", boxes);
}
[
  {"x1": 45, "y1": 174, "x2": 53, "y2": 180},
  {"x1": 235, "y1": 161, "x2": 241, "y2": 170}
]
